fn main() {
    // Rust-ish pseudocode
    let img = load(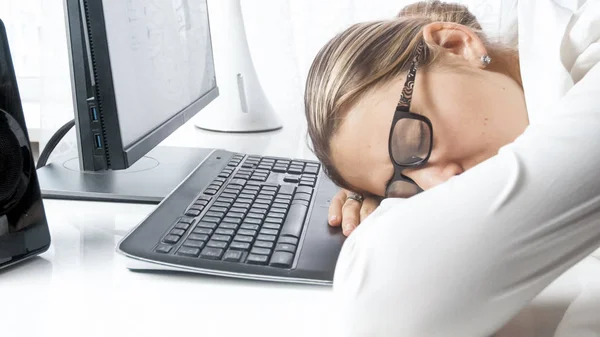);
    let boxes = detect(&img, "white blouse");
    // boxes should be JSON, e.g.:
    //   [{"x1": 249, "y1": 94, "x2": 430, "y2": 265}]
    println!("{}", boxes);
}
[{"x1": 329, "y1": 0, "x2": 600, "y2": 336}]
